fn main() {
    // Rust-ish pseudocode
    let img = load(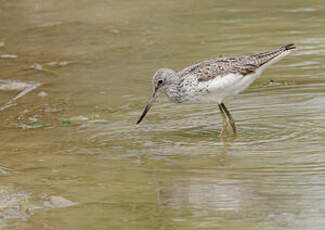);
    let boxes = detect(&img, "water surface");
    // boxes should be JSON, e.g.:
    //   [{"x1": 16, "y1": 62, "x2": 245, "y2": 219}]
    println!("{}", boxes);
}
[{"x1": 1, "y1": 0, "x2": 325, "y2": 229}]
